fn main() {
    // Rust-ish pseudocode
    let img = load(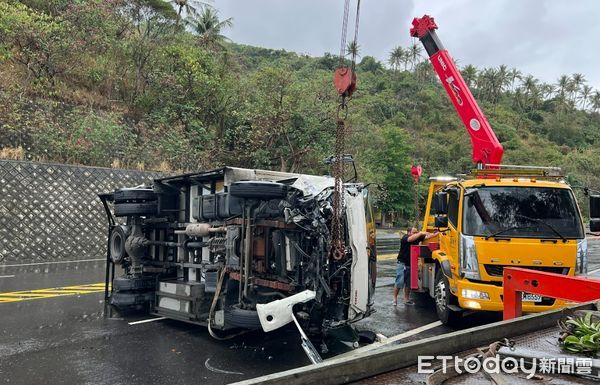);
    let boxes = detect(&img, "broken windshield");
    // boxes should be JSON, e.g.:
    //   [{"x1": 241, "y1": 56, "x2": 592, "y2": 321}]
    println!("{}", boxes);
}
[{"x1": 462, "y1": 186, "x2": 584, "y2": 239}]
